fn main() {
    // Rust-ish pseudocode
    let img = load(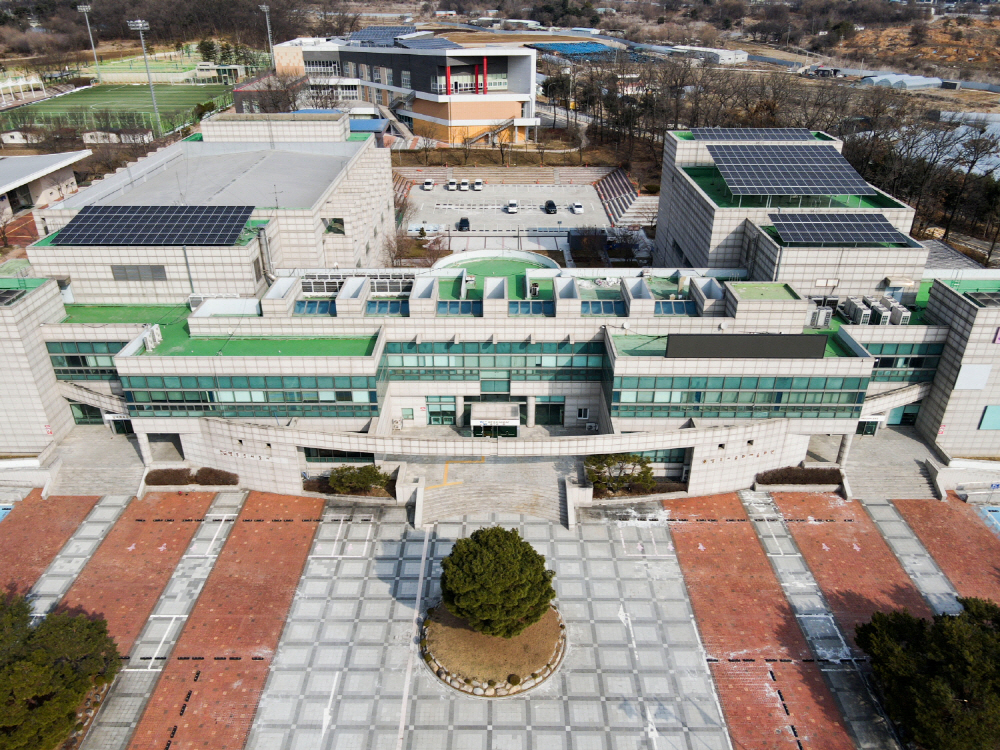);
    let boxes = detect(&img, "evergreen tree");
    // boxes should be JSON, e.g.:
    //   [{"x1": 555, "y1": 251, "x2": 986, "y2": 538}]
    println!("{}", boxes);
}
[
  {"x1": 440, "y1": 526, "x2": 556, "y2": 639},
  {"x1": 856, "y1": 598, "x2": 1000, "y2": 750},
  {"x1": 0, "y1": 594, "x2": 120, "y2": 750}
]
